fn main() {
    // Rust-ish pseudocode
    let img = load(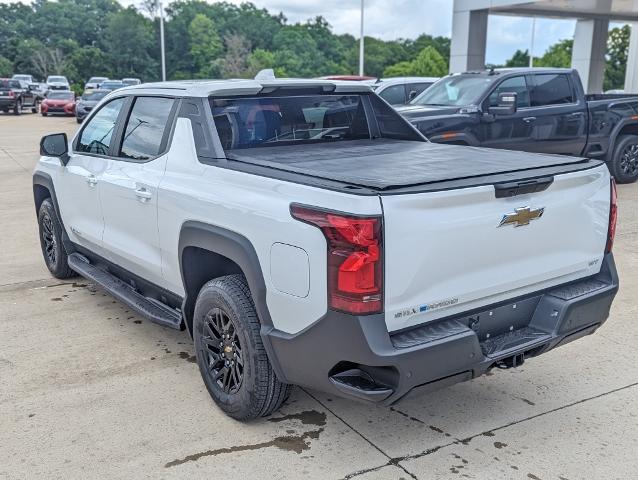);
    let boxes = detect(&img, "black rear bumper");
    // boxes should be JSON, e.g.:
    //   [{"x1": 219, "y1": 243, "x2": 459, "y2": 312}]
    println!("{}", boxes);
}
[{"x1": 263, "y1": 254, "x2": 618, "y2": 404}]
